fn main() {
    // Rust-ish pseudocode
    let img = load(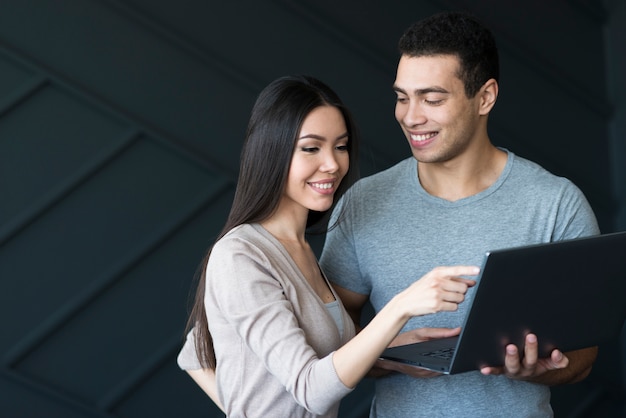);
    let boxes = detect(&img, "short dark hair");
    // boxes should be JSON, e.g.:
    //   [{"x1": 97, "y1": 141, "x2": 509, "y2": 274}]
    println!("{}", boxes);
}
[{"x1": 398, "y1": 11, "x2": 499, "y2": 97}]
